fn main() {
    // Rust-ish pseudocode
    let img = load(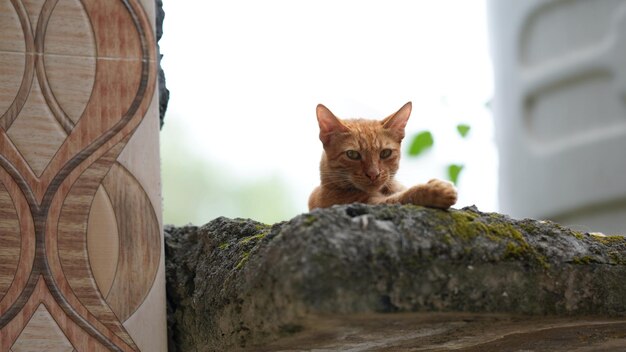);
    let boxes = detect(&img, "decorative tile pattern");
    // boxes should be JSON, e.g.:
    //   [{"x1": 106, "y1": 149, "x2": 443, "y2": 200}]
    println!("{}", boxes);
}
[
  {"x1": 0, "y1": 0, "x2": 163, "y2": 350},
  {"x1": 12, "y1": 304, "x2": 75, "y2": 352}
]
